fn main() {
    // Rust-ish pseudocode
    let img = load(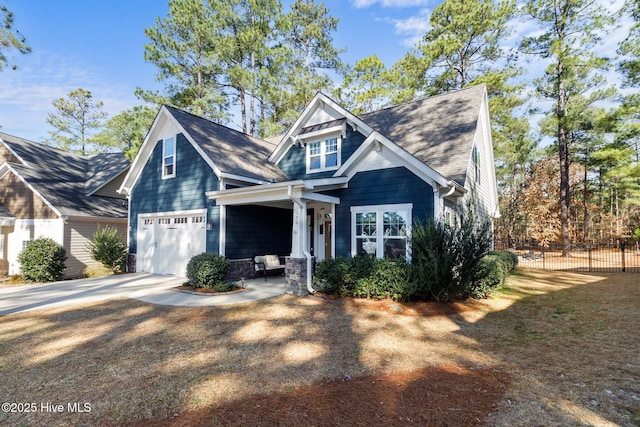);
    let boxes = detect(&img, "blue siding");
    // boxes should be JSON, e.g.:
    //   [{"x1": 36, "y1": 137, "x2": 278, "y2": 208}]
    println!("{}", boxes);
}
[
  {"x1": 226, "y1": 205, "x2": 292, "y2": 259},
  {"x1": 332, "y1": 167, "x2": 434, "y2": 257},
  {"x1": 277, "y1": 127, "x2": 366, "y2": 180},
  {"x1": 129, "y1": 133, "x2": 220, "y2": 253}
]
